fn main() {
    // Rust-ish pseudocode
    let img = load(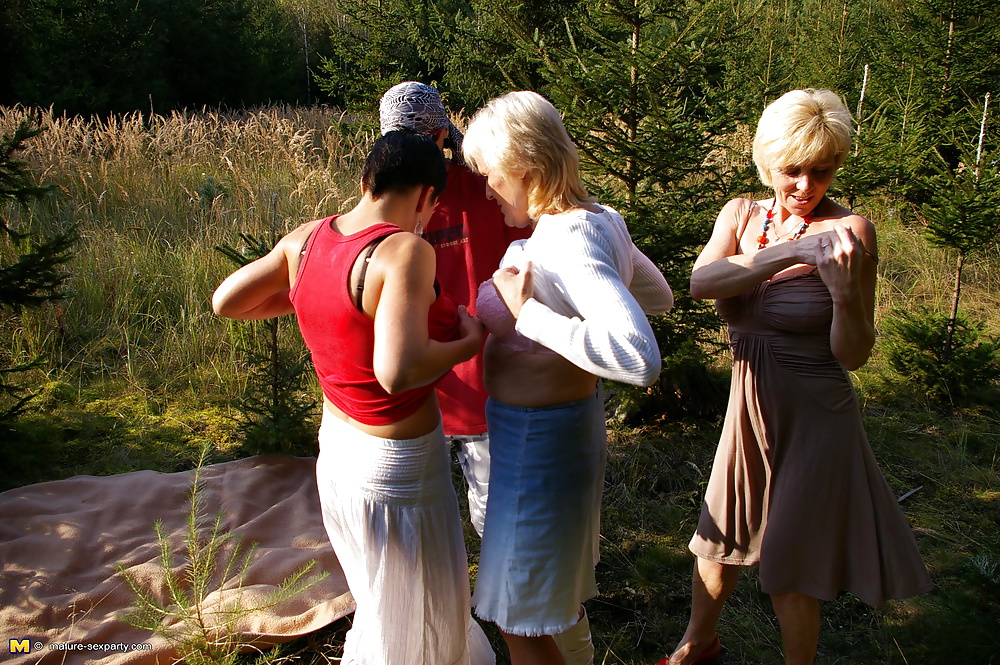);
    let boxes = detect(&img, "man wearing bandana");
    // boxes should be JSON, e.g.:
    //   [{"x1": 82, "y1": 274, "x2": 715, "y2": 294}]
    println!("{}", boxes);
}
[{"x1": 379, "y1": 82, "x2": 520, "y2": 536}]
